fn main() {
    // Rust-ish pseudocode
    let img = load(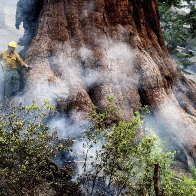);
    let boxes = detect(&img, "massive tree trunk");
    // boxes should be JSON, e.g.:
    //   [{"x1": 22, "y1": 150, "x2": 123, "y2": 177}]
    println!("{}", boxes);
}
[{"x1": 21, "y1": 0, "x2": 196, "y2": 164}]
